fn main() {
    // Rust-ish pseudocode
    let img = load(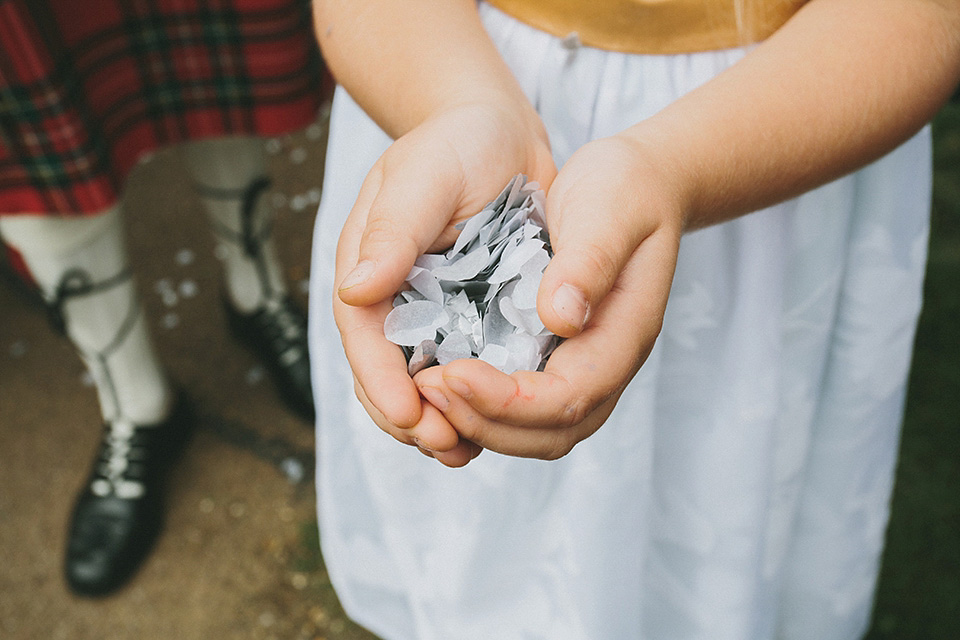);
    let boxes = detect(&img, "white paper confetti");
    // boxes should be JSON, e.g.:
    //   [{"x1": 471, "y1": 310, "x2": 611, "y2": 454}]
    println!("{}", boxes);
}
[
  {"x1": 384, "y1": 175, "x2": 559, "y2": 375},
  {"x1": 306, "y1": 122, "x2": 325, "y2": 141},
  {"x1": 265, "y1": 138, "x2": 282, "y2": 155},
  {"x1": 245, "y1": 366, "x2": 265, "y2": 385},
  {"x1": 174, "y1": 248, "x2": 195, "y2": 266},
  {"x1": 436, "y1": 330, "x2": 472, "y2": 365},
  {"x1": 178, "y1": 279, "x2": 199, "y2": 298},
  {"x1": 8, "y1": 340, "x2": 27, "y2": 358},
  {"x1": 289, "y1": 147, "x2": 308, "y2": 164},
  {"x1": 384, "y1": 300, "x2": 449, "y2": 346},
  {"x1": 407, "y1": 339, "x2": 437, "y2": 376},
  {"x1": 478, "y1": 343, "x2": 510, "y2": 370},
  {"x1": 291, "y1": 194, "x2": 309, "y2": 212},
  {"x1": 154, "y1": 278, "x2": 174, "y2": 294},
  {"x1": 407, "y1": 267, "x2": 444, "y2": 304}
]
